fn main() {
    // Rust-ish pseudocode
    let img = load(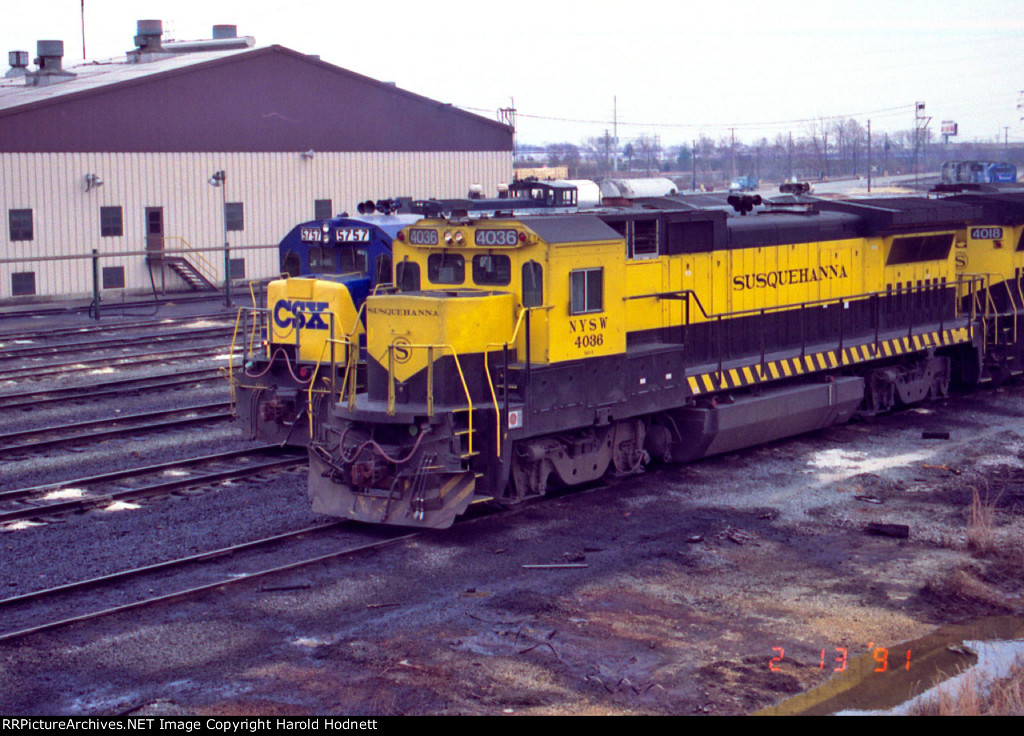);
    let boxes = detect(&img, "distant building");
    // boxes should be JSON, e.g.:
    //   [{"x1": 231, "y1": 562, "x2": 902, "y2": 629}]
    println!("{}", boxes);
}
[{"x1": 0, "y1": 21, "x2": 513, "y2": 300}]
